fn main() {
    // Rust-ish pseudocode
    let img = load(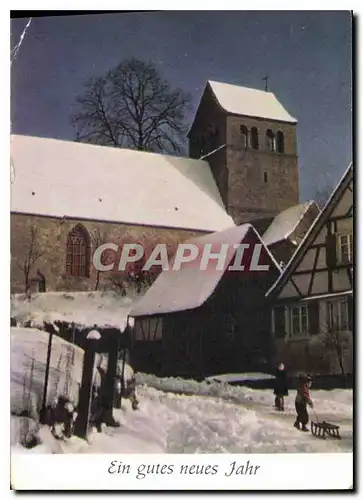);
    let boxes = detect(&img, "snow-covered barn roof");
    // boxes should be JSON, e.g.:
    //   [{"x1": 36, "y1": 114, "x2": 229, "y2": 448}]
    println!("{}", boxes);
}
[
  {"x1": 129, "y1": 224, "x2": 280, "y2": 317},
  {"x1": 262, "y1": 201, "x2": 320, "y2": 247},
  {"x1": 266, "y1": 162, "x2": 353, "y2": 297},
  {"x1": 10, "y1": 135, "x2": 234, "y2": 233},
  {"x1": 208, "y1": 80, "x2": 297, "y2": 123}
]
